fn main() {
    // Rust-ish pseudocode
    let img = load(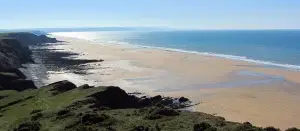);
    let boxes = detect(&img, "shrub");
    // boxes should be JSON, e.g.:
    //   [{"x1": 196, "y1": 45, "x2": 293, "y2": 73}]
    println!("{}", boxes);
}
[{"x1": 194, "y1": 122, "x2": 212, "y2": 131}]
